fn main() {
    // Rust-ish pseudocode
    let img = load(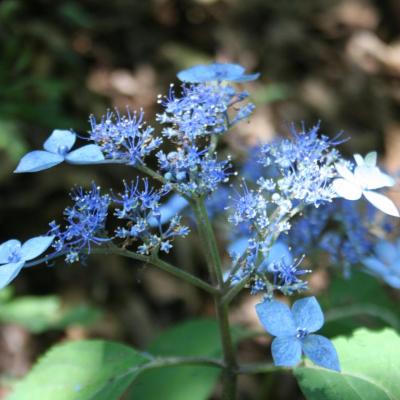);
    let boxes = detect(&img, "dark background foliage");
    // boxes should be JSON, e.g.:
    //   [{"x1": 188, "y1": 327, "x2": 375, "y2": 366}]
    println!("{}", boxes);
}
[{"x1": 0, "y1": 1, "x2": 399, "y2": 398}]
